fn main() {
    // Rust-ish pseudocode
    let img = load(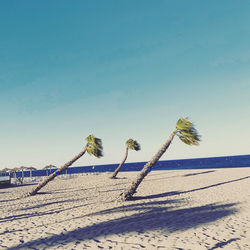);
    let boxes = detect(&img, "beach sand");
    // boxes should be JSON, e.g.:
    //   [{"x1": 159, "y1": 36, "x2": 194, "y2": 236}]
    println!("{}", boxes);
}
[{"x1": 0, "y1": 168, "x2": 250, "y2": 249}]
